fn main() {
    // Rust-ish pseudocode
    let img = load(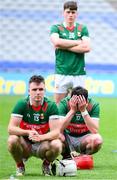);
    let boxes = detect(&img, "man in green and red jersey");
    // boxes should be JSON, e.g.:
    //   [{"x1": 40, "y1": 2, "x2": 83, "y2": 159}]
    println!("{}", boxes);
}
[
  {"x1": 7, "y1": 75, "x2": 62, "y2": 176},
  {"x1": 50, "y1": 1, "x2": 91, "y2": 105},
  {"x1": 58, "y1": 86, "x2": 103, "y2": 158}
]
